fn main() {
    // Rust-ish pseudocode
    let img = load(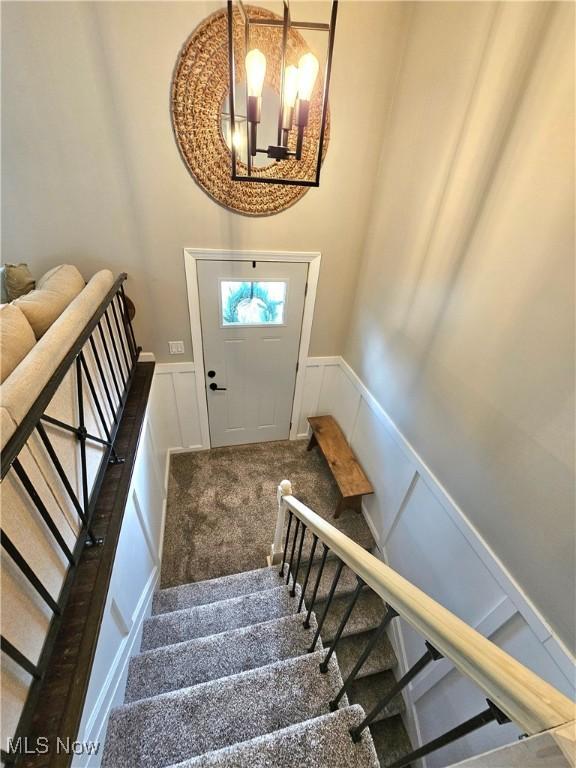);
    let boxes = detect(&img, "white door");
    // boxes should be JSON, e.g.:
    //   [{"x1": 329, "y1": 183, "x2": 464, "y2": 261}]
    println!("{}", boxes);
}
[{"x1": 197, "y1": 259, "x2": 308, "y2": 447}]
